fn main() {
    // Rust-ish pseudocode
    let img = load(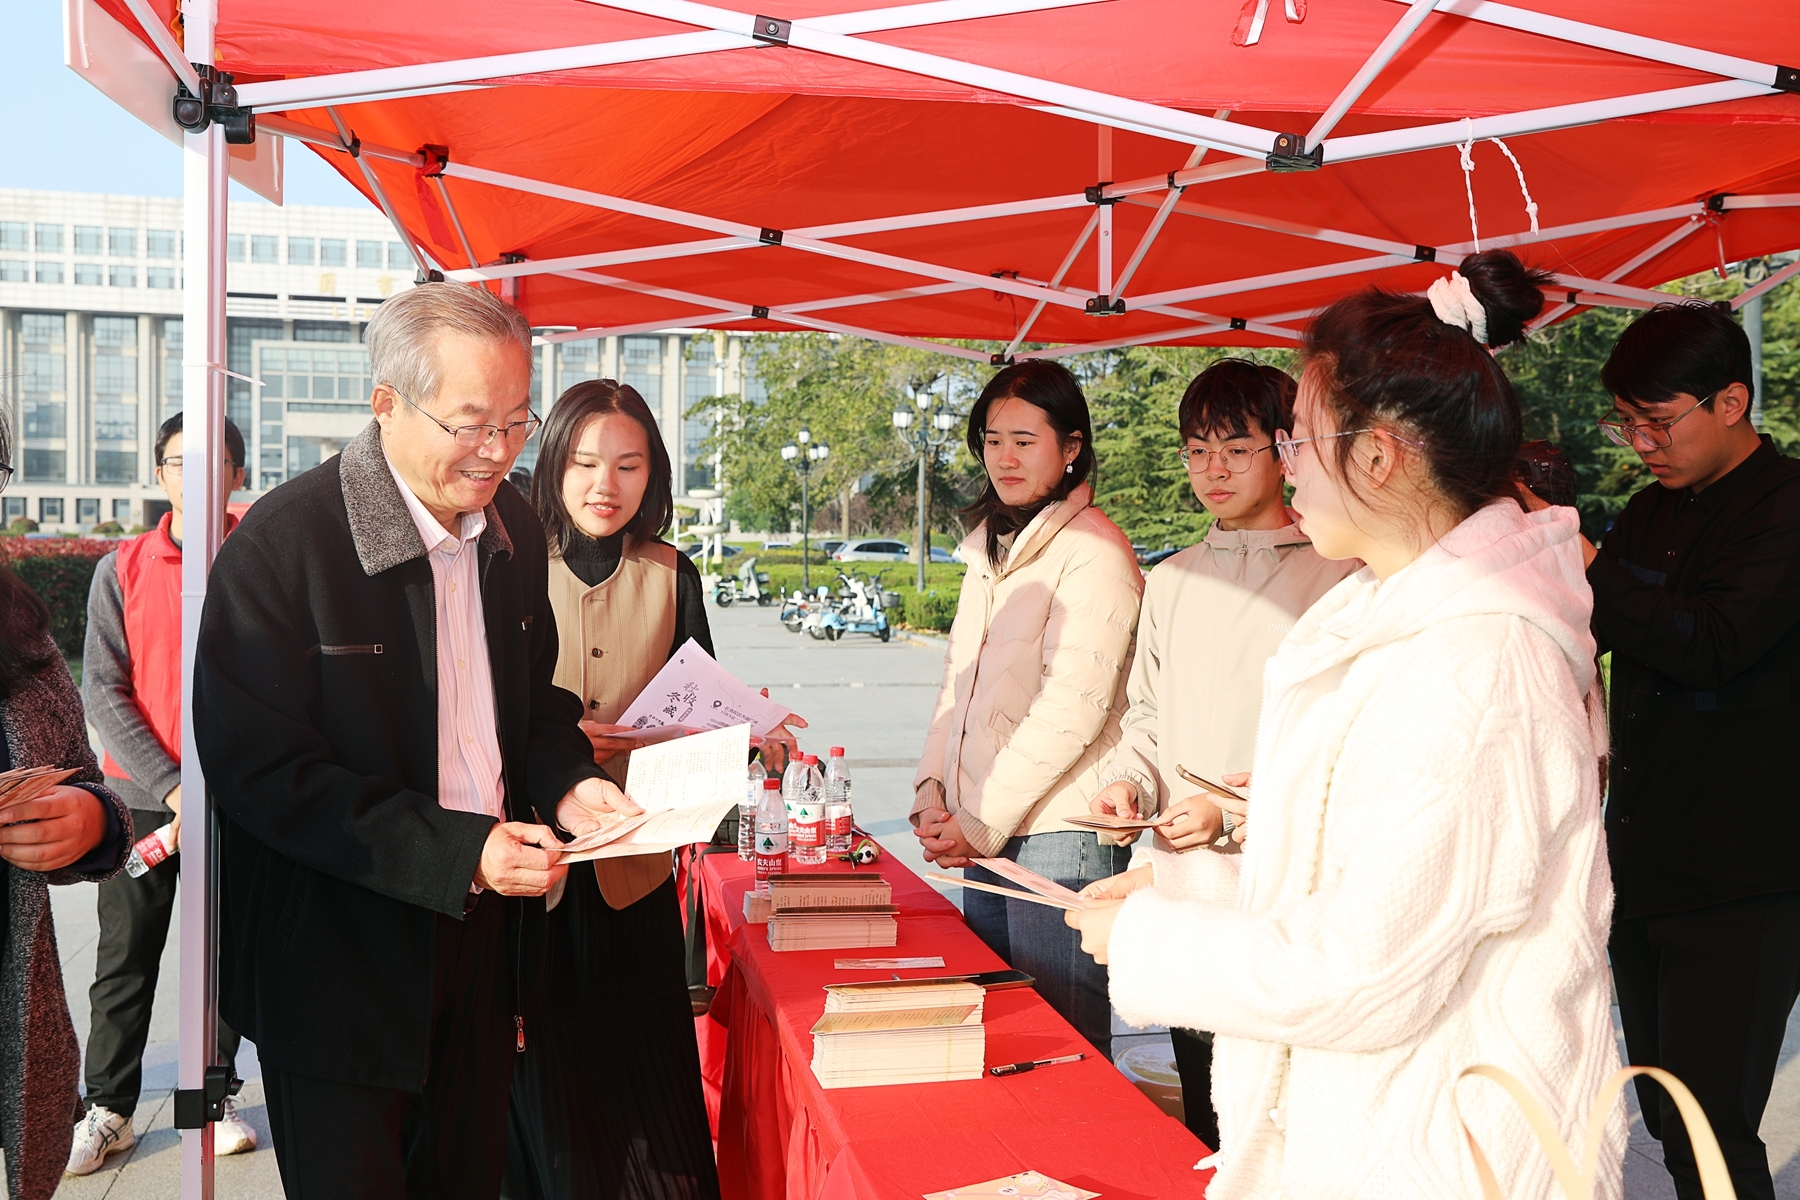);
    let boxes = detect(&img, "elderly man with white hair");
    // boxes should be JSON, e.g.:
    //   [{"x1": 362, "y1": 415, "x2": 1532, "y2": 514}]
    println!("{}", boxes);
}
[{"x1": 194, "y1": 284, "x2": 635, "y2": 1197}]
